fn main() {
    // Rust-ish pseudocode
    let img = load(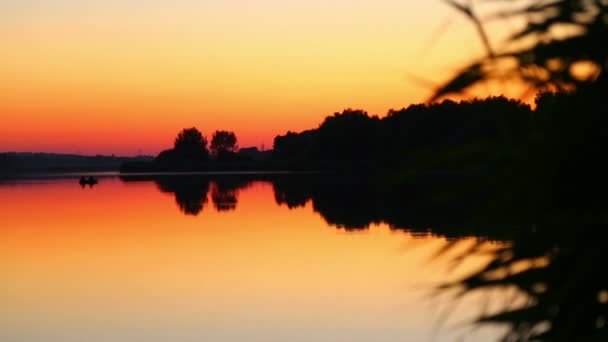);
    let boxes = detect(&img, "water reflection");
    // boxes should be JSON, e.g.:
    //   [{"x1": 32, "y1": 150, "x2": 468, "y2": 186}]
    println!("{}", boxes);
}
[
  {"x1": 5, "y1": 175, "x2": 605, "y2": 341},
  {"x1": 156, "y1": 177, "x2": 210, "y2": 216},
  {"x1": 120, "y1": 174, "x2": 512, "y2": 239},
  {"x1": 3, "y1": 177, "x2": 507, "y2": 342},
  {"x1": 120, "y1": 175, "x2": 257, "y2": 216},
  {"x1": 119, "y1": 175, "x2": 434, "y2": 232},
  {"x1": 211, "y1": 178, "x2": 253, "y2": 212},
  {"x1": 118, "y1": 175, "x2": 608, "y2": 341}
]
